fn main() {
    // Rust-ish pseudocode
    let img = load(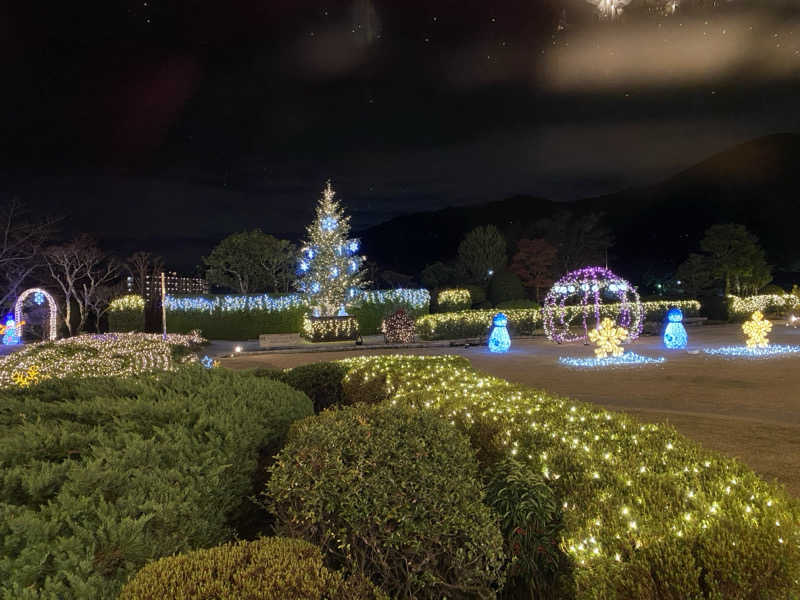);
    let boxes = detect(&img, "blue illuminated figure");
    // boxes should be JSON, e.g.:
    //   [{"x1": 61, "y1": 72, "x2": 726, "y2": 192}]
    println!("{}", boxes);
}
[
  {"x1": 488, "y1": 312, "x2": 511, "y2": 353},
  {"x1": 200, "y1": 355, "x2": 214, "y2": 369},
  {"x1": 34, "y1": 291, "x2": 45, "y2": 305},
  {"x1": 0, "y1": 315, "x2": 23, "y2": 345},
  {"x1": 663, "y1": 307, "x2": 688, "y2": 350}
]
